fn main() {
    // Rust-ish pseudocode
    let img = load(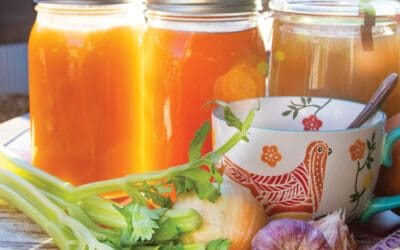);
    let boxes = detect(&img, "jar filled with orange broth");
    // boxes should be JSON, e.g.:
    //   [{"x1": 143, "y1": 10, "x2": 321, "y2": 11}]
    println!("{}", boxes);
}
[
  {"x1": 28, "y1": 0, "x2": 145, "y2": 186},
  {"x1": 268, "y1": 0, "x2": 400, "y2": 118},
  {"x1": 142, "y1": 0, "x2": 268, "y2": 170}
]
